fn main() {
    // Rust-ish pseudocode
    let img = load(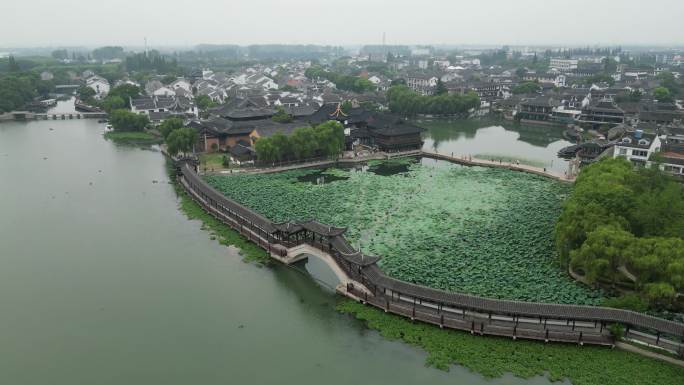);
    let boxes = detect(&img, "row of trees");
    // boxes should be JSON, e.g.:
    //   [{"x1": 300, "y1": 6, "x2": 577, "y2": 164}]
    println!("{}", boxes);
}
[
  {"x1": 0, "y1": 72, "x2": 54, "y2": 113},
  {"x1": 304, "y1": 66, "x2": 375, "y2": 93},
  {"x1": 78, "y1": 84, "x2": 142, "y2": 113},
  {"x1": 125, "y1": 51, "x2": 178, "y2": 73},
  {"x1": 254, "y1": 121, "x2": 345, "y2": 162},
  {"x1": 159, "y1": 118, "x2": 197, "y2": 156},
  {"x1": 386, "y1": 85, "x2": 480, "y2": 117},
  {"x1": 555, "y1": 158, "x2": 684, "y2": 310}
]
